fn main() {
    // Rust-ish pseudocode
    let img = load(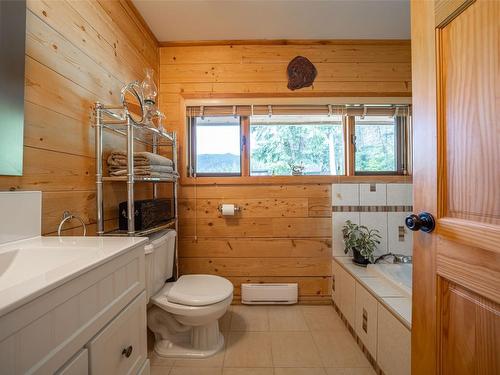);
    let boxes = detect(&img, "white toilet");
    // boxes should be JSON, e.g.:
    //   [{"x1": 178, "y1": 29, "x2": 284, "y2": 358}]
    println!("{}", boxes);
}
[{"x1": 145, "y1": 230, "x2": 233, "y2": 358}]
